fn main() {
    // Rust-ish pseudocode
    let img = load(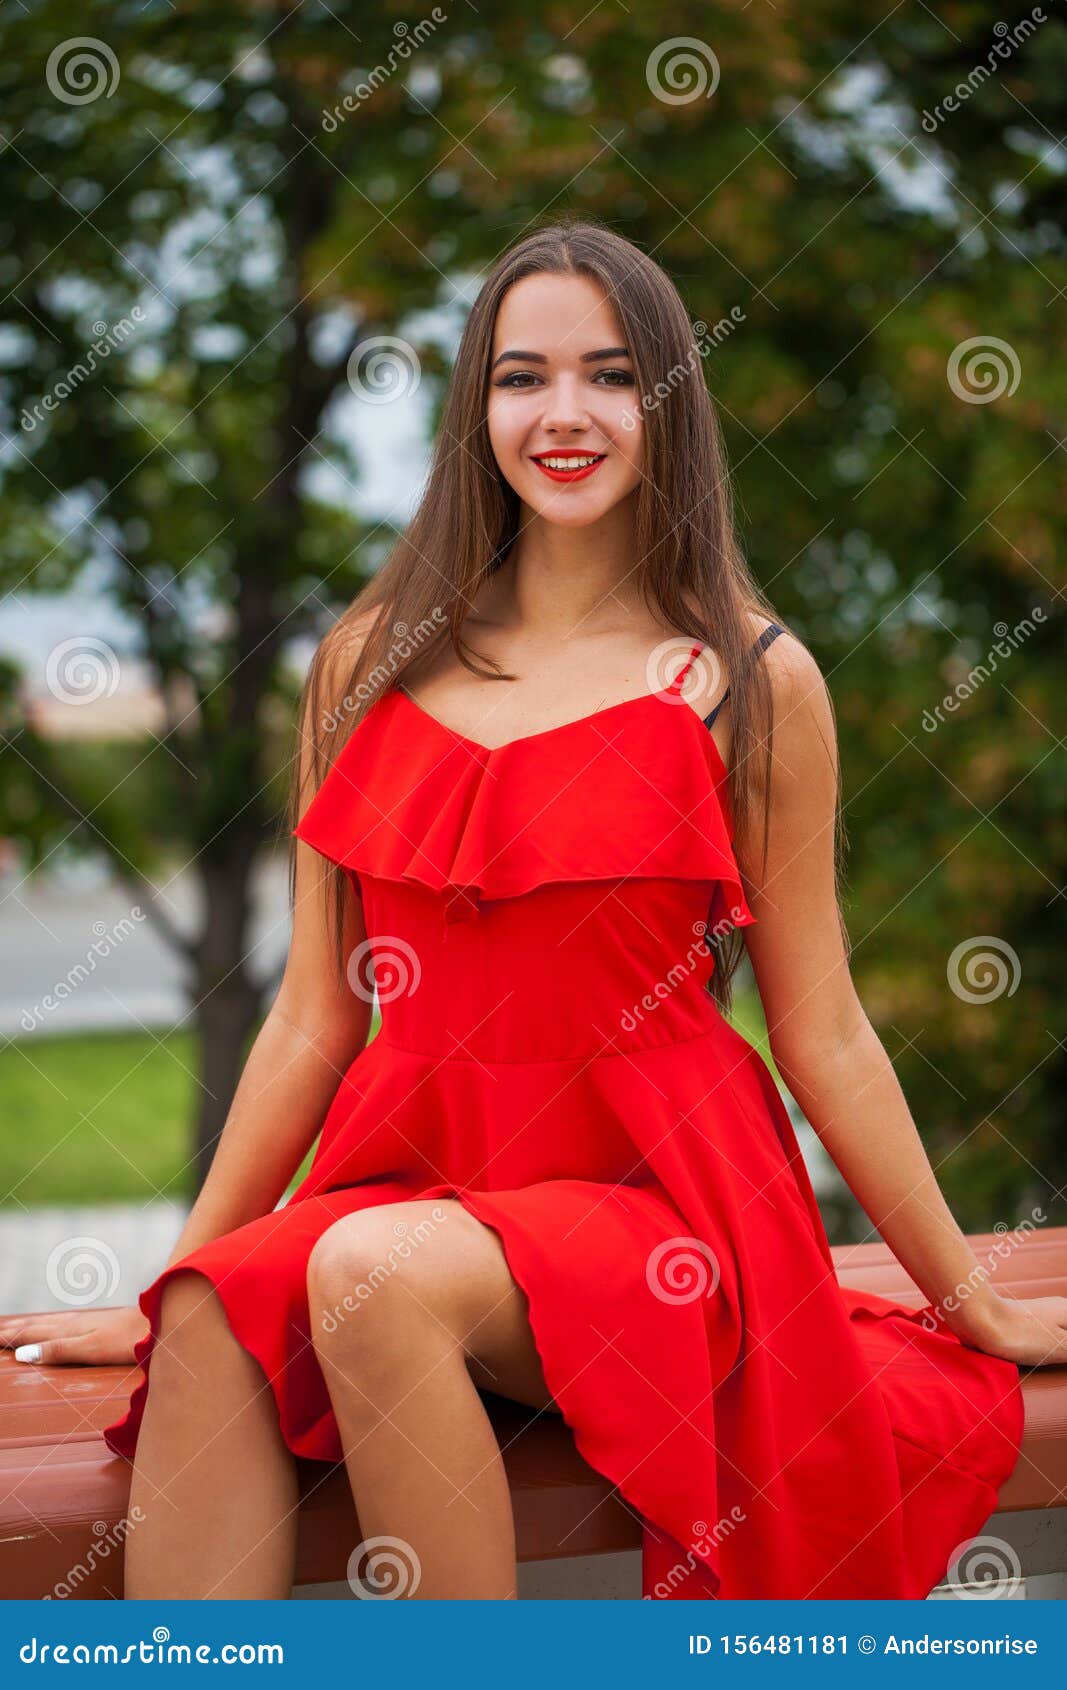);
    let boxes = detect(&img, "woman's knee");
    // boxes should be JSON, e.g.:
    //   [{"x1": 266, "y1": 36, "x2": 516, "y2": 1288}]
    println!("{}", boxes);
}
[
  {"x1": 306, "y1": 1202, "x2": 466, "y2": 1365},
  {"x1": 149, "y1": 1270, "x2": 249, "y2": 1399}
]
